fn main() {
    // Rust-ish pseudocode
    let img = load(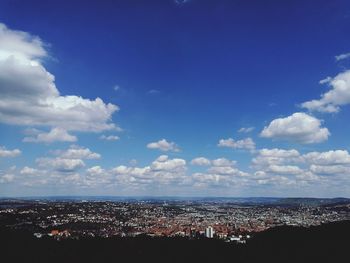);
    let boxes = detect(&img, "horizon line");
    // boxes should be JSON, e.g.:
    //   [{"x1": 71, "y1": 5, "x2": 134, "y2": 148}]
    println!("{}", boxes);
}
[{"x1": 1, "y1": 195, "x2": 349, "y2": 200}]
